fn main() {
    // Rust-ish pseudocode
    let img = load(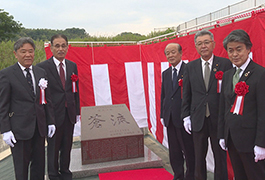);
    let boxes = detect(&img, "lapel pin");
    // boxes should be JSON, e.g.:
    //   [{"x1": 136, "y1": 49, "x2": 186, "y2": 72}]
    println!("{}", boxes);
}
[
  {"x1": 213, "y1": 68, "x2": 217, "y2": 72},
  {"x1": 216, "y1": 64, "x2": 219, "y2": 67},
  {"x1": 245, "y1": 71, "x2": 250, "y2": 77},
  {"x1": 9, "y1": 112, "x2": 14, "y2": 117}
]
